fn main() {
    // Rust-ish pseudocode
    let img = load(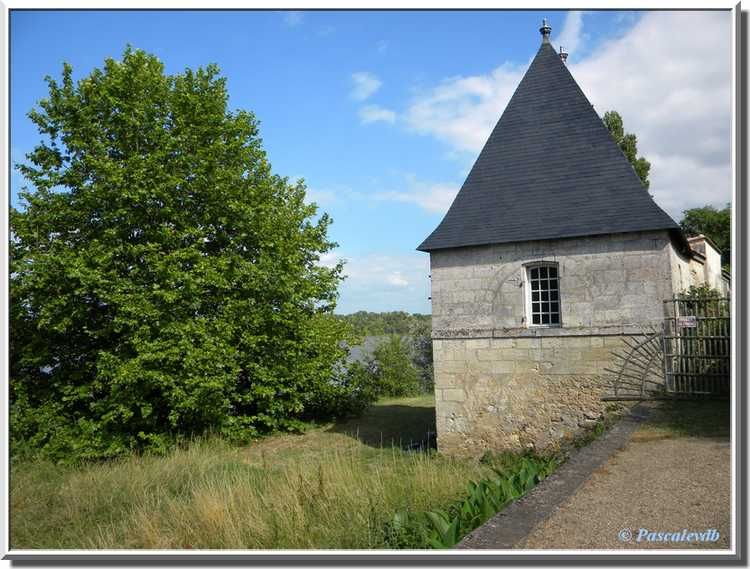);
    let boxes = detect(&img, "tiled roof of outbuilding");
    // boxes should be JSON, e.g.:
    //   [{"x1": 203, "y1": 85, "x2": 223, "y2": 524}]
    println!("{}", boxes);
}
[{"x1": 417, "y1": 31, "x2": 678, "y2": 252}]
